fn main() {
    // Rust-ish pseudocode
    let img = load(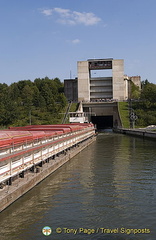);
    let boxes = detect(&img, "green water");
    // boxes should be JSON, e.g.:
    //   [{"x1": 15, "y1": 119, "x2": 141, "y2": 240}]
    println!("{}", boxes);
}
[{"x1": 0, "y1": 133, "x2": 156, "y2": 240}]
